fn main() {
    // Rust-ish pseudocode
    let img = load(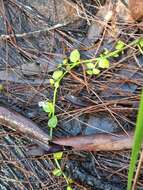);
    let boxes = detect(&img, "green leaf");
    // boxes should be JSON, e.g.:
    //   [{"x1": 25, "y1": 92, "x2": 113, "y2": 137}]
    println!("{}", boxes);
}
[
  {"x1": 92, "y1": 68, "x2": 100, "y2": 75},
  {"x1": 115, "y1": 40, "x2": 125, "y2": 50},
  {"x1": 127, "y1": 90, "x2": 143, "y2": 190},
  {"x1": 0, "y1": 84, "x2": 4, "y2": 92},
  {"x1": 70, "y1": 49, "x2": 80, "y2": 63},
  {"x1": 85, "y1": 62, "x2": 95, "y2": 69},
  {"x1": 98, "y1": 58, "x2": 110, "y2": 69},
  {"x1": 42, "y1": 102, "x2": 53, "y2": 113},
  {"x1": 57, "y1": 63, "x2": 63, "y2": 68},
  {"x1": 52, "y1": 168, "x2": 62, "y2": 177},
  {"x1": 112, "y1": 53, "x2": 119, "y2": 57},
  {"x1": 48, "y1": 115, "x2": 58, "y2": 128},
  {"x1": 52, "y1": 70, "x2": 63, "y2": 81},
  {"x1": 53, "y1": 152, "x2": 63, "y2": 160},
  {"x1": 50, "y1": 79, "x2": 55, "y2": 86},
  {"x1": 66, "y1": 64, "x2": 71, "y2": 71},
  {"x1": 139, "y1": 38, "x2": 143, "y2": 47},
  {"x1": 54, "y1": 81, "x2": 60, "y2": 88},
  {"x1": 67, "y1": 178, "x2": 74, "y2": 184},
  {"x1": 67, "y1": 186, "x2": 73, "y2": 190},
  {"x1": 103, "y1": 48, "x2": 109, "y2": 55},
  {"x1": 86, "y1": 70, "x2": 93, "y2": 76},
  {"x1": 63, "y1": 58, "x2": 68, "y2": 65}
]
